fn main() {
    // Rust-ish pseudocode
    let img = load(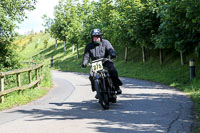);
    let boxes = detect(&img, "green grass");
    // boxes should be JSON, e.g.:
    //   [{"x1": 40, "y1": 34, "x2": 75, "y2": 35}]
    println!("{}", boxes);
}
[{"x1": 0, "y1": 87, "x2": 49, "y2": 111}]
